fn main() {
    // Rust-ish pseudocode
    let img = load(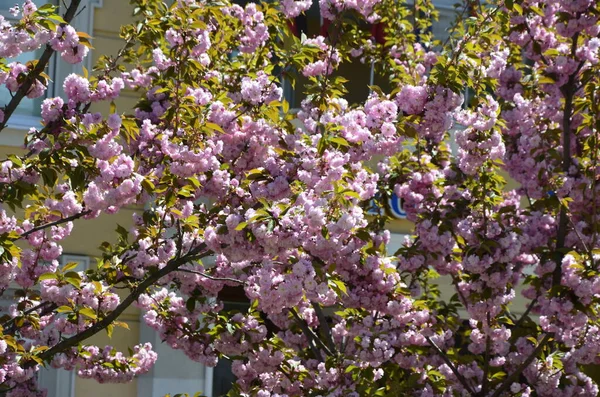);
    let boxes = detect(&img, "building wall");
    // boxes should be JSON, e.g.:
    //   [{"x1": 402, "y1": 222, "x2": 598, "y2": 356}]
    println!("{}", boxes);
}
[
  {"x1": 71, "y1": 3, "x2": 142, "y2": 396},
  {"x1": 0, "y1": 1, "x2": 142, "y2": 396}
]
